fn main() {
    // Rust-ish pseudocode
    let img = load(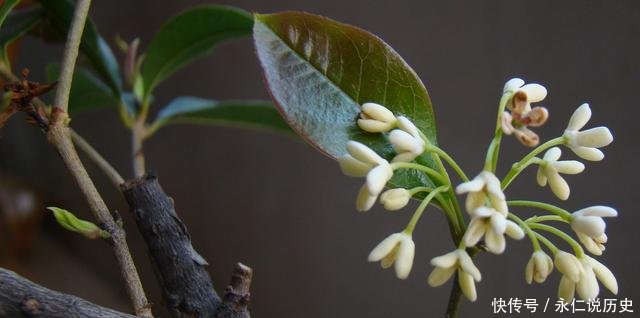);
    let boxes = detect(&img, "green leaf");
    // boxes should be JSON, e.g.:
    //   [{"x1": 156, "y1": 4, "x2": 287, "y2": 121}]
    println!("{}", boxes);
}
[
  {"x1": 46, "y1": 64, "x2": 117, "y2": 113},
  {"x1": 253, "y1": 12, "x2": 437, "y2": 189},
  {"x1": 152, "y1": 97, "x2": 291, "y2": 134},
  {"x1": 141, "y1": 5, "x2": 253, "y2": 99},
  {"x1": 47, "y1": 207, "x2": 110, "y2": 240},
  {"x1": 37, "y1": 0, "x2": 122, "y2": 98},
  {"x1": 0, "y1": 4, "x2": 43, "y2": 67}
]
